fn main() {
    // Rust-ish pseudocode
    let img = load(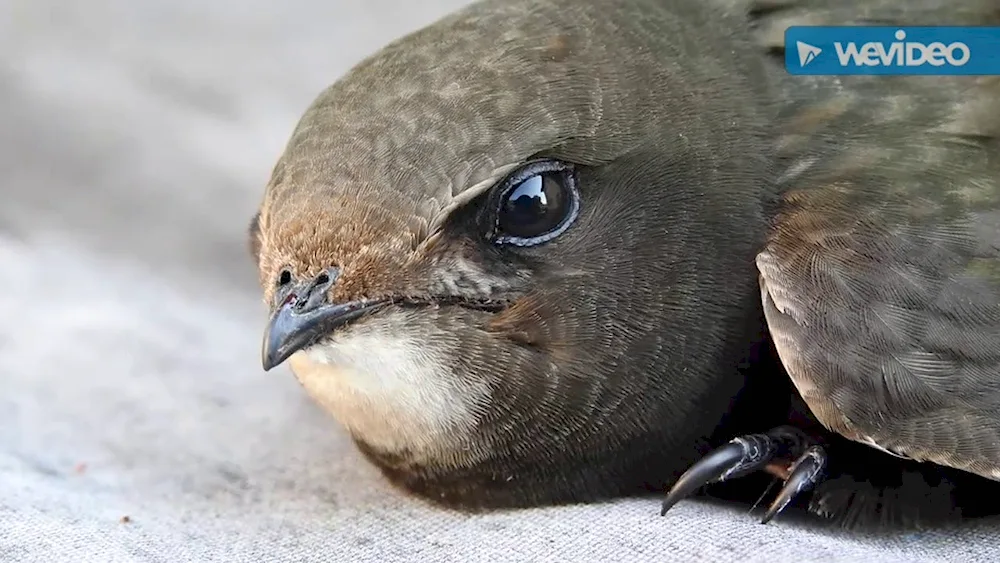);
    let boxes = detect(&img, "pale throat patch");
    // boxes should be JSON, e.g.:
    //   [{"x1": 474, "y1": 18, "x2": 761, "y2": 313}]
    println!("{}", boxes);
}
[{"x1": 286, "y1": 319, "x2": 489, "y2": 462}]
